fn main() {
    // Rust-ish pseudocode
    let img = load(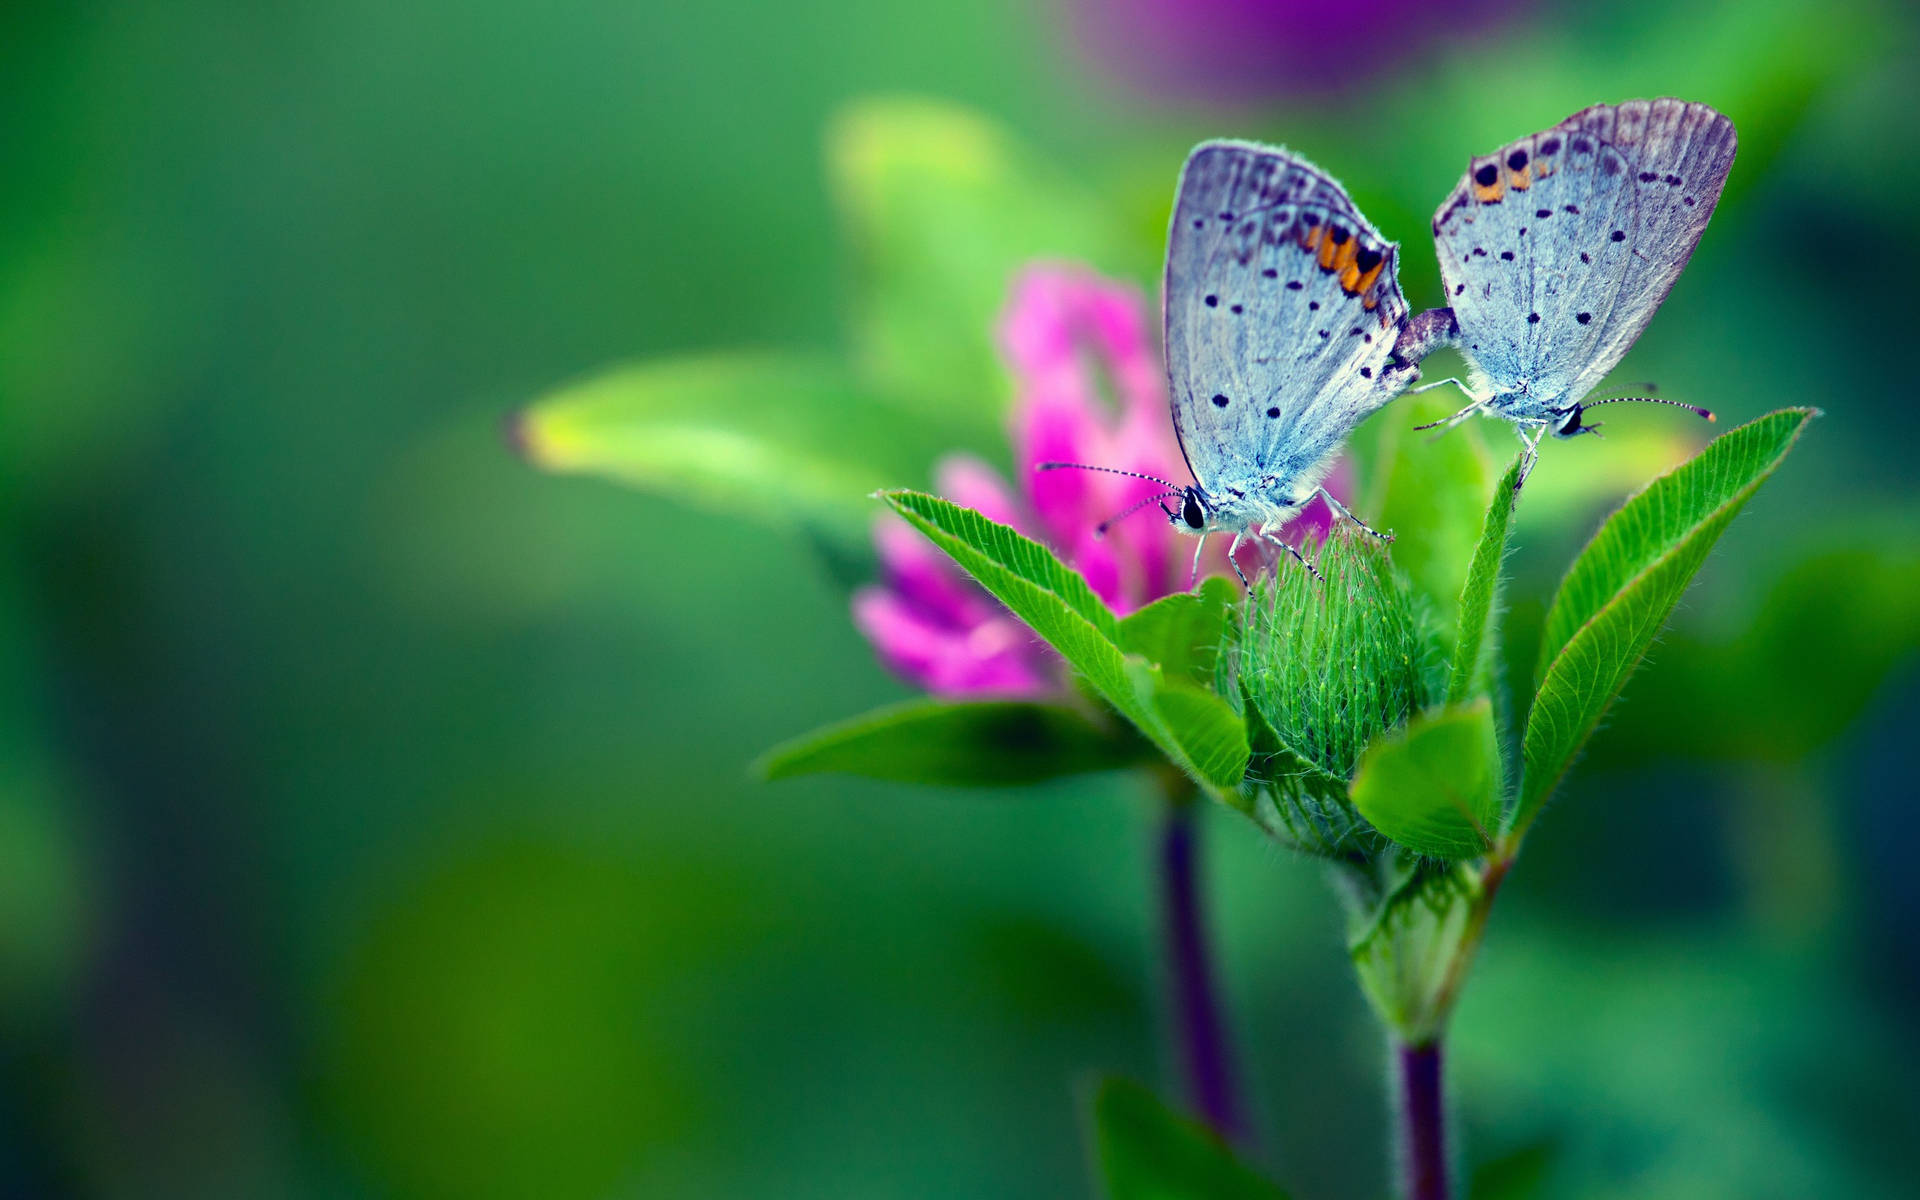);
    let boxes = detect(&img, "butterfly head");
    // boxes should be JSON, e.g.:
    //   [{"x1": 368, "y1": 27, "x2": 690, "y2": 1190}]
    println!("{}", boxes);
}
[
  {"x1": 1167, "y1": 487, "x2": 1211, "y2": 534},
  {"x1": 1552, "y1": 403, "x2": 1601, "y2": 439}
]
